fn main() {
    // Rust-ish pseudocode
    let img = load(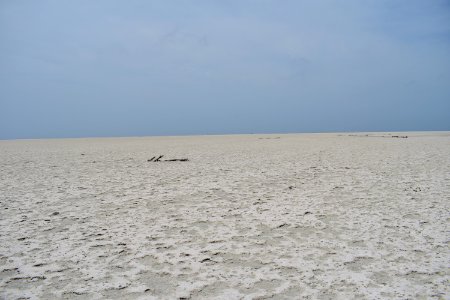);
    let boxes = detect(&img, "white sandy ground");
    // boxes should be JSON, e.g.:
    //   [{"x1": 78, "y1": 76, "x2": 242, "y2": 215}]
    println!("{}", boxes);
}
[{"x1": 0, "y1": 132, "x2": 449, "y2": 299}]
